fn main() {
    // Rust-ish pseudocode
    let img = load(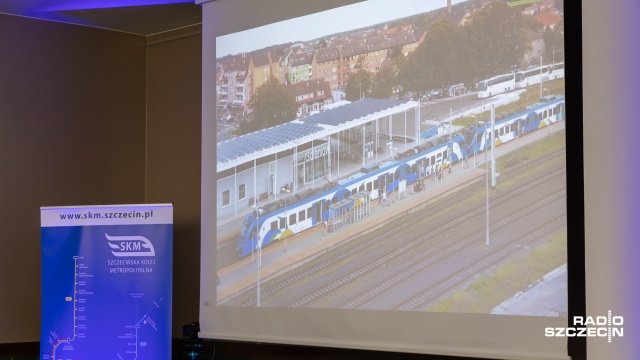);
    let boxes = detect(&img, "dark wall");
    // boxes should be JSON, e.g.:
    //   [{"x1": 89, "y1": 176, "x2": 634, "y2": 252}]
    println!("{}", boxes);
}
[
  {"x1": 0, "y1": 14, "x2": 147, "y2": 343},
  {"x1": 145, "y1": 31, "x2": 203, "y2": 339}
]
